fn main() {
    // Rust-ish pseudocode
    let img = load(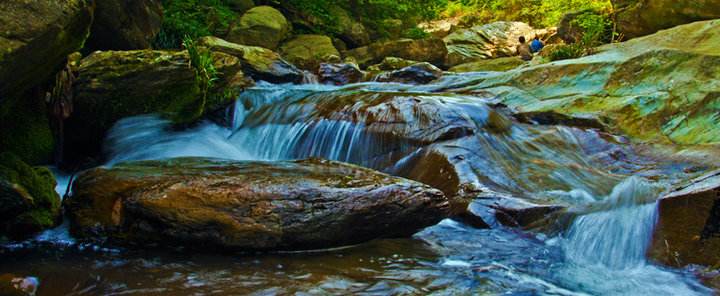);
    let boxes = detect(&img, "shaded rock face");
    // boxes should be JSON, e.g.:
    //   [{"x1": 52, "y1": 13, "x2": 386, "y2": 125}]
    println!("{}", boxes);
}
[
  {"x1": 613, "y1": 0, "x2": 720, "y2": 39},
  {"x1": 65, "y1": 158, "x2": 449, "y2": 251},
  {"x1": 65, "y1": 50, "x2": 250, "y2": 163},
  {"x1": 343, "y1": 38, "x2": 448, "y2": 68},
  {"x1": 84, "y1": 0, "x2": 163, "y2": 51},
  {"x1": 441, "y1": 19, "x2": 720, "y2": 147},
  {"x1": 0, "y1": 153, "x2": 61, "y2": 240},
  {"x1": 649, "y1": 170, "x2": 720, "y2": 267},
  {"x1": 374, "y1": 63, "x2": 443, "y2": 84},
  {"x1": 0, "y1": 0, "x2": 94, "y2": 100},
  {"x1": 318, "y1": 63, "x2": 365, "y2": 85},
  {"x1": 557, "y1": 10, "x2": 591, "y2": 44},
  {"x1": 227, "y1": 0, "x2": 255, "y2": 13},
  {"x1": 279, "y1": 35, "x2": 340, "y2": 71},
  {"x1": 199, "y1": 36, "x2": 303, "y2": 84},
  {"x1": 443, "y1": 21, "x2": 537, "y2": 67},
  {"x1": 448, "y1": 56, "x2": 525, "y2": 73},
  {"x1": 226, "y1": 6, "x2": 291, "y2": 50}
]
